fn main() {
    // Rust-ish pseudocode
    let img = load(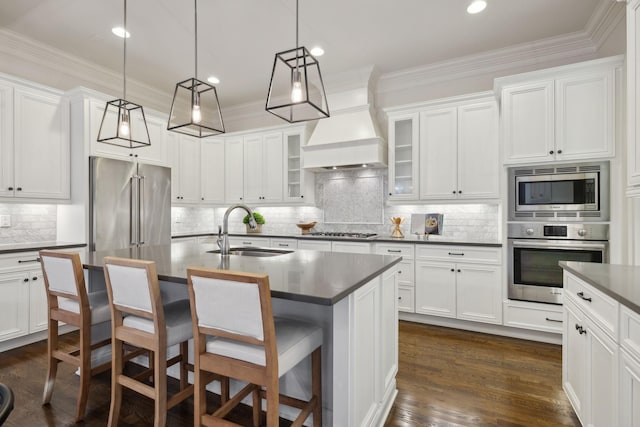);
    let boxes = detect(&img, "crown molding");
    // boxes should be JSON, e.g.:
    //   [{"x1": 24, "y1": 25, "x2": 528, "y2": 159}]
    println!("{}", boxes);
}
[
  {"x1": 586, "y1": 0, "x2": 626, "y2": 49},
  {"x1": 0, "y1": 28, "x2": 172, "y2": 113},
  {"x1": 377, "y1": 31, "x2": 597, "y2": 95}
]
